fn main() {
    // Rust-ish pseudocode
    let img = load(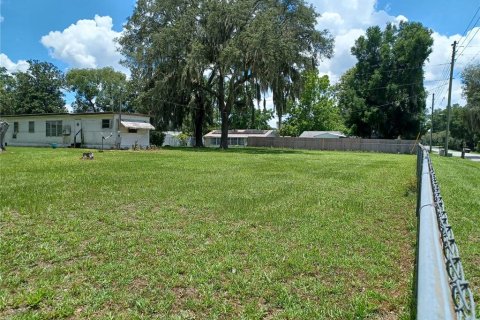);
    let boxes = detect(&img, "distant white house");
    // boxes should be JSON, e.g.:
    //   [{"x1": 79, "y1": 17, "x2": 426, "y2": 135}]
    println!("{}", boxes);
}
[
  {"x1": 0, "y1": 112, "x2": 155, "y2": 149},
  {"x1": 204, "y1": 129, "x2": 277, "y2": 147},
  {"x1": 299, "y1": 131, "x2": 346, "y2": 139}
]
